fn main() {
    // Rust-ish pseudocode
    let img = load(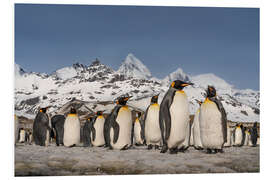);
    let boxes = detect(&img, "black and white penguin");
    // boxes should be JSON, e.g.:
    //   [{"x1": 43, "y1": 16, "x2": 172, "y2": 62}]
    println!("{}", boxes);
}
[
  {"x1": 199, "y1": 86, "x2": 227, "y2": 154},
  {"x1": 250, "y1": 122, "x2": 258, "y2": 147},
  {"x1": 133, "y1": 112, "x2": 145, "y2": 146},
  {"x1": 63, "y1": 108, "x2": 80, "y2": 147},
  {"x1": 18, "y1": 128, "x2": 26, "y2": 143},
  {"x1": 144, "y1": 94, "x2": 161, "y2": 150},
  {"x1": 159, "y1": 80, "x2": 193, "y2": 154},
  {"x1": 108, "y1": 96, "x2": 133, "y2": 150},
  {"x1": 192, "y1": 100, "x2": 203, "y2": 150},
  {"x1": 91, "y1": 111, "x2": 106, "y2": 147},
  {"x1": 33, "y1": 107, "x2": 51, "y2": 146},
  {"x1": 82, "y1": 117, "x2": 93, "y2": 147},
  {"x1": 51, "y1": 114, "x2": 66, "y2": 146},
  {"x1": 233, "y1": 123, "x2": 243, "y2": 147}
]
